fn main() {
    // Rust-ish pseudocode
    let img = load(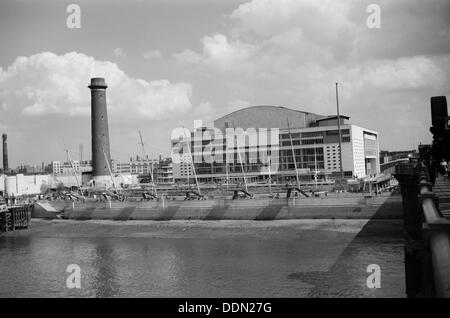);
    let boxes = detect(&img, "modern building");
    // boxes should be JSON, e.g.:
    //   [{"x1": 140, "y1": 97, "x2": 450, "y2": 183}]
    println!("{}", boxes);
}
[
  {"x1": 172, "y1": 106, "x2": 380, "y2": 183},
  {"x1": 154, "y1": 157, "x2": 174, "y2": 184},
  {"x1": 379, "y1": 149, "x2": 418, "y2": 164},
  {"x1": 172, "y1": 153, "x2": 193, "y2": 182},
  {"x1": 111, "y1": 156, "x2": 174, "y2": 184},
  {"x1": 113, "y1": 160, "x2": 133, "y2": 174}
]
